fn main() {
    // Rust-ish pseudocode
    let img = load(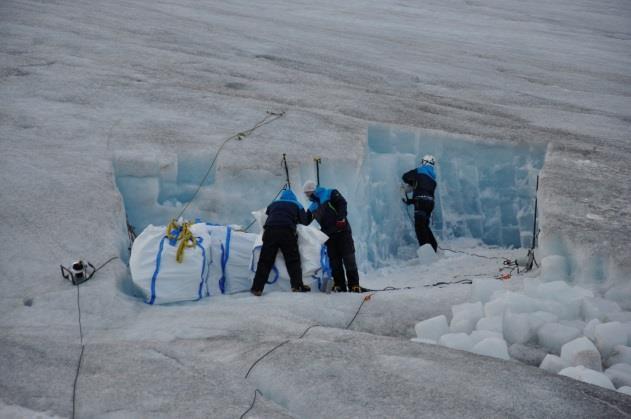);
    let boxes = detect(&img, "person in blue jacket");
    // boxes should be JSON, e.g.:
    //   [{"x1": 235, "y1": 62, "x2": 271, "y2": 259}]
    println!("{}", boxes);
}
[
  {"x1": 402, "y1": 155, "x2": 438, "y2": 252},
  {"x1": 251, "y1": 188, "x2": 311, "y2": 296},
  {"x1": 303, "y1": 180, "x2": 362, "y2": 293}
]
